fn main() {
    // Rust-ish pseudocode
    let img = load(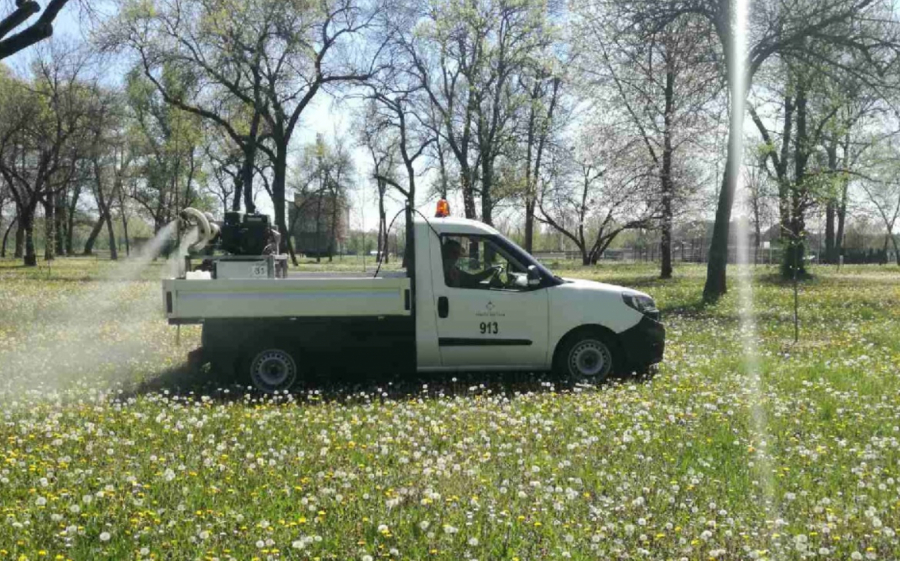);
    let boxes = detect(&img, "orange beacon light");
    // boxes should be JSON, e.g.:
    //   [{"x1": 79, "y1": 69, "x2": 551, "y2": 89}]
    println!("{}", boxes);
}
[{"x1": 435, "y1": 199, "x2": 451, "y2": 217}]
